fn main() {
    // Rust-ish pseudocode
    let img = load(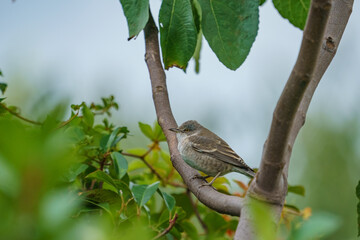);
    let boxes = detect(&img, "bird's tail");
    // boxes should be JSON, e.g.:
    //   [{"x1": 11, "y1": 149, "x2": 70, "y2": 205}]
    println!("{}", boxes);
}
[{"x1": 233, "y1": 166, "x2": 255, "y2": 178}]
